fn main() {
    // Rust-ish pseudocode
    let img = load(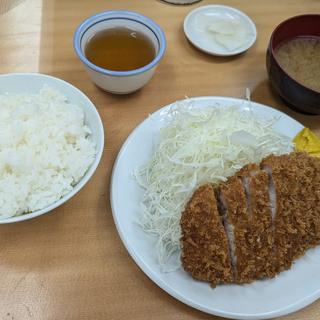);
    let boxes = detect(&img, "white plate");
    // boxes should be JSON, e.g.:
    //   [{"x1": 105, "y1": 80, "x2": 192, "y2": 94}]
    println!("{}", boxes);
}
[
  {"x1": 184, "y1": 5, "x2": 257, "y2": 56},
  {"x1": 0, "y1": 73, "x2": 104, "y2": 223},
  {"x1": 110, "y1": 97, "x2": 320, "y2": 319}
]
